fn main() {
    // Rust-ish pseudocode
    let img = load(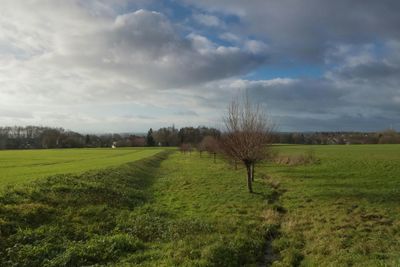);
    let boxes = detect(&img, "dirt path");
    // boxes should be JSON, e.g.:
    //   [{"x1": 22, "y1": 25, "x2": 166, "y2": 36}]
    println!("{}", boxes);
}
[{"x1": 259, "y1": 176, "x2": 286, "y2": 266}]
